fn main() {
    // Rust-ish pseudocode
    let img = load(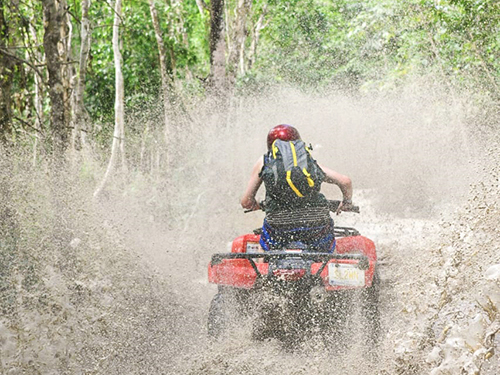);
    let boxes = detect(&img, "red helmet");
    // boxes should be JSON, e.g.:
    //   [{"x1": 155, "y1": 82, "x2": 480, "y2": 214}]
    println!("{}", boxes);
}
[{"x1": 267, "y1": 124, "x2": 301, "y2": 149}]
